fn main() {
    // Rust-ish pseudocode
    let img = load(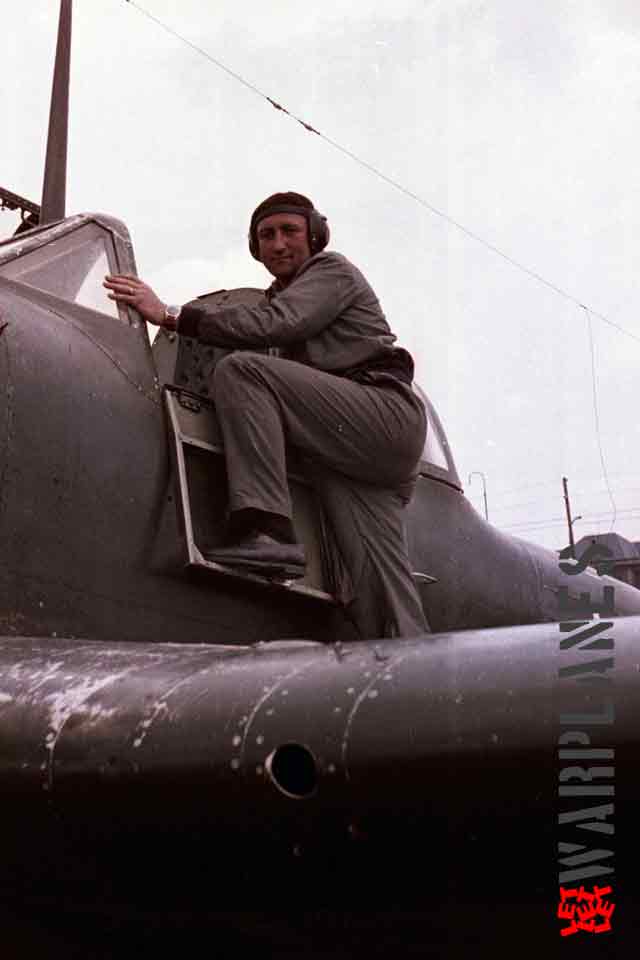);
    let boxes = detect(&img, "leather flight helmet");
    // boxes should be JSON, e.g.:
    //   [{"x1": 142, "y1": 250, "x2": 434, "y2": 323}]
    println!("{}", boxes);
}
[{"x1": 249, "y1": 191, "x2": 330, "y2": 261}]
